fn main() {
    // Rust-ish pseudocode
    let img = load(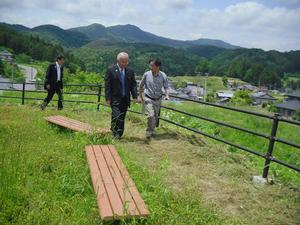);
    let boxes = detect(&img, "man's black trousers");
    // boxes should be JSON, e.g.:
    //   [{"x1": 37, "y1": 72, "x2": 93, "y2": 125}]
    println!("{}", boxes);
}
[
  {"x1": 43, "y1": 82, "x2": 63, "y2": 109},
  {"x1": 111, "y1": 97, "x2": 128, "y2": 138}
]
